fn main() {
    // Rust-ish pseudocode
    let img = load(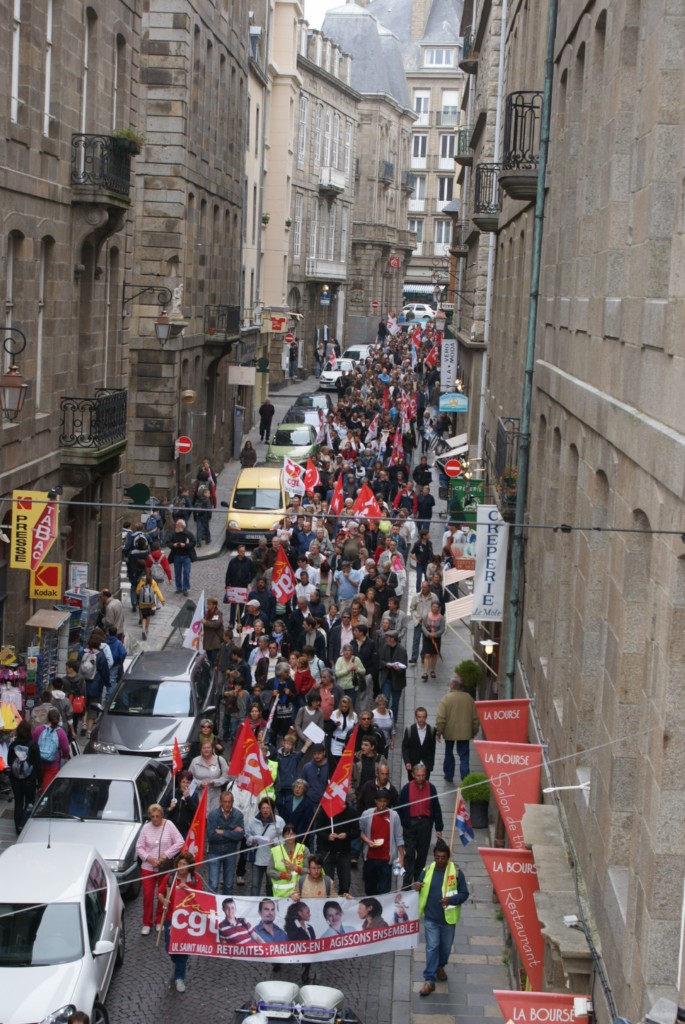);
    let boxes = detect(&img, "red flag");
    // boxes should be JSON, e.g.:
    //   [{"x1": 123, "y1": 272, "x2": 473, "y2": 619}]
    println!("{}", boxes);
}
[
  {"x1": 228, "y1": 719, "x2": 275, "y2": 796},
  {"x1": 172, "y1": 737, "x2": 184, "y2": 776},
  {"x1": 424, "y1": 344, "x2": 439, "y2": 369},
  {"x1": 304, "y1": 458, "x2": 321, "y2": 495},
  {"x1": 329, "y1": 351, "x2": 337, "y2": 371},
  {"x1": 321, "y1": 726, "x2": 358, "y2": 817},
  {"x1": 329, "y1": 472, "x2": 345, "y2": 516},
  {"x1": 181, "y1": 784, "x2": 208, "y2": 861},
  {"x1": 366, "y1": 414, "x2": 379, "y2": 443},
  {"x1": 271, "y1": 547, "x2": 297, "y2": 604},
  {"x1": 411, "y1": 323, "x2": 422, "y2": 349},
  {"x1": 351, "y1": 483, "x2": 383, "y2": 520}
]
